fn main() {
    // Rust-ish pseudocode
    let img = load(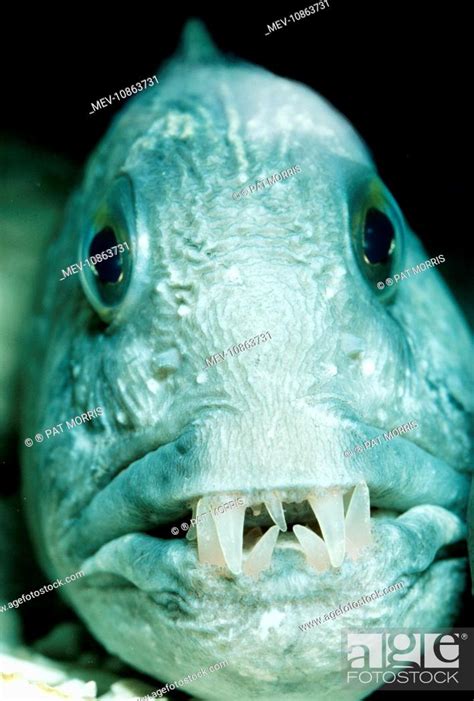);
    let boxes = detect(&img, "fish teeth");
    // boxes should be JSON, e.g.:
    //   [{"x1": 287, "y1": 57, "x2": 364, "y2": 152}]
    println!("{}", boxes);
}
[
  {"x1": 345, "y1": 482, "x2": 373, "y2": 559},
  {"x1": 293, "y1": 525, "x2": 331, "y2": 572},
  {"x1": 210, "y1": 496, "x2": 247, "y2": 575},
  {"x1": 243, "y1": 525, "x2": 280, "y2": 579},
  {"x1": 186, "y1": 524, "x2": 197, "y2": 541},
  {"x1": 196, "y1": 498, "x2": 226, "y2": 568},
  {"x1": 308, "y1": 490, "x2": 346, "y2": 568},
  {"x1": 193, "y1": 484, "x2": 373, "y2": 575},
  {"x1": 264, "y1": 494, "x2": 287, "y2": 532}
]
